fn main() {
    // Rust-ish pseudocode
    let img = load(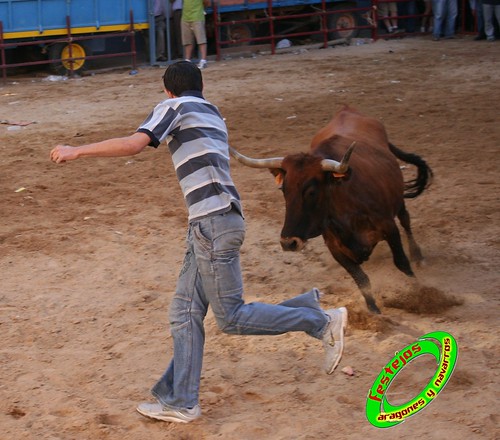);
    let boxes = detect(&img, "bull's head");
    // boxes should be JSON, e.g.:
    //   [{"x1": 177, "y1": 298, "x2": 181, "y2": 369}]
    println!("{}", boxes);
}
[{"x1": 229, "y1": 142, "x2": 355, "y2": 252}]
